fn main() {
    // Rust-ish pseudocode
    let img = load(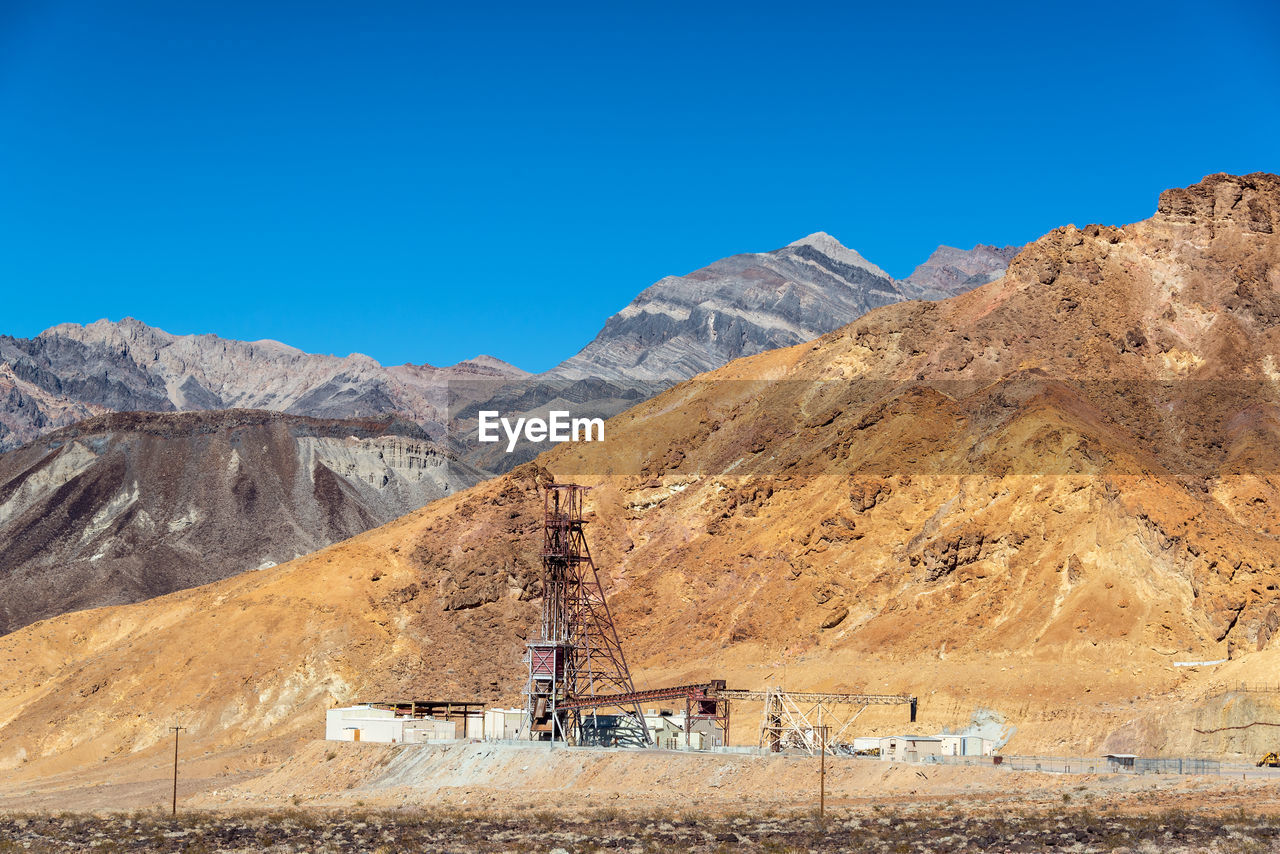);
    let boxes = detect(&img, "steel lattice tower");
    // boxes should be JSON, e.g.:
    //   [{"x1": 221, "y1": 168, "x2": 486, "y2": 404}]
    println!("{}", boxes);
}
[{"x1": 525, "y1": 484, "x2": 651, "y2": 746}]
